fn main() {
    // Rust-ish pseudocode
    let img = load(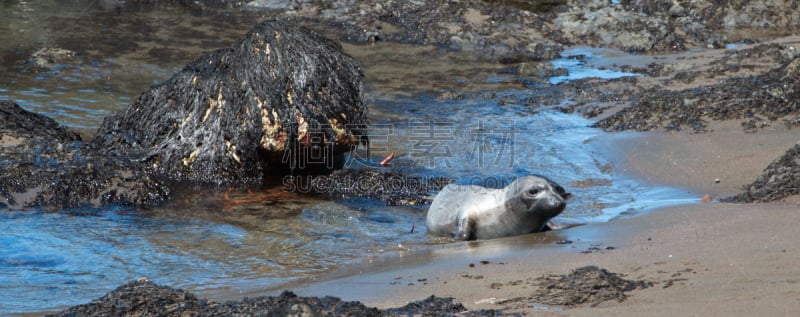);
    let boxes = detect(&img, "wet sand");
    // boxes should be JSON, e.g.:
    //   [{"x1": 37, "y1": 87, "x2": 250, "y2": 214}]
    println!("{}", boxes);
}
[
  {"x1": 262, "y1": 123, "x2": 800, "y2": 316},
  {"x1": 609, "y1": 120, "x2": 800, "y2": 200}
]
